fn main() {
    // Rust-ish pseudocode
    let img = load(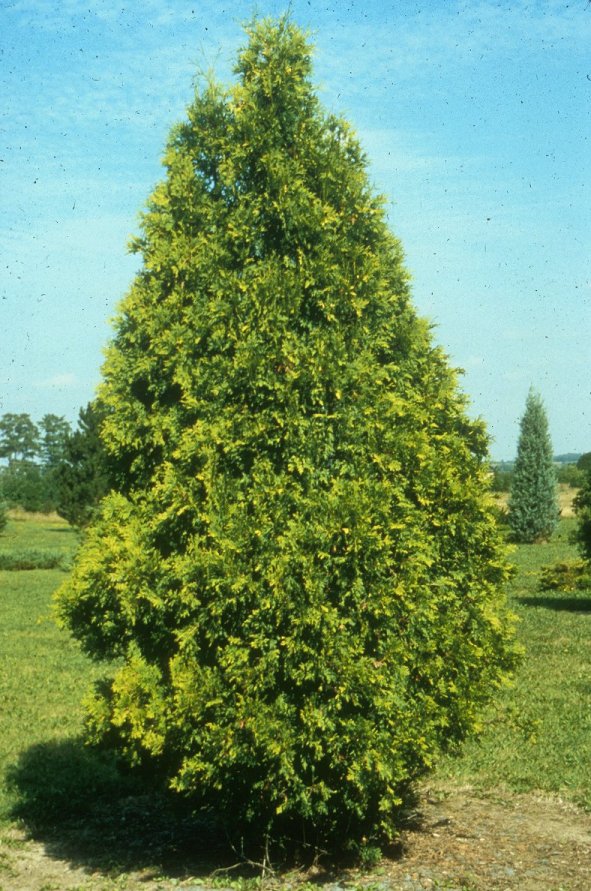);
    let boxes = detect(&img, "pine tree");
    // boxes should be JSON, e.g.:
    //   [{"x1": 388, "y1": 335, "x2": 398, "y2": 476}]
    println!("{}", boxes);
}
[
  {"x1": 508, "y1": 389, "x2": 558, "y2": 543},
  {"x1": 56, "y1": 18, "x2": 518, "y2": 853},
  {"x1": 53, "y1": 401, "x2": 112, "y2": 527}
]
